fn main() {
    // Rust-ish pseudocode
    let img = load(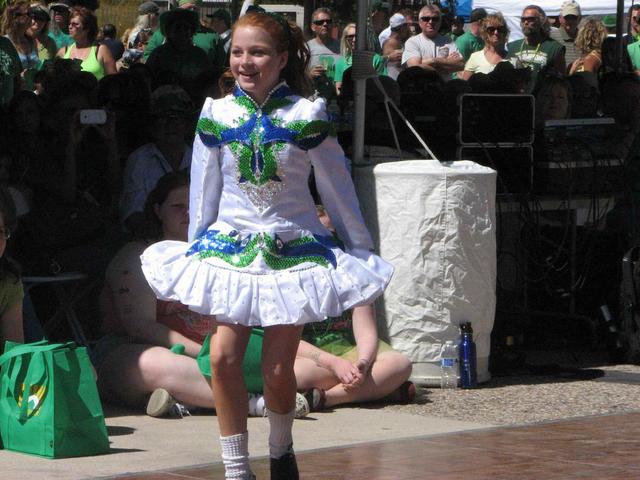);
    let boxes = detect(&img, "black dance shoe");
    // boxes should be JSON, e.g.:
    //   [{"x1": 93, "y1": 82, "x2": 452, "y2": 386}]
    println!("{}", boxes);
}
[{"x1": 270, "y1": 445, "x2": 299, "y2": 480}]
